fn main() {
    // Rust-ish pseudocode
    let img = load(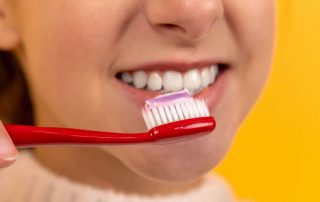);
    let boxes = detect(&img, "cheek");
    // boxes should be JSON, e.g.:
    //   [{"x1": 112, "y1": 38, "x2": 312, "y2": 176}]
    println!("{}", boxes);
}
[
  {"x1": 225, "y1": 0, "x2": 275, "y2": 49},
  {"x1": 17, "y1": 1, "x2": 145, "y2": 130},
  {"x1": 34, "y1": 4, "x2": 116, "y2": 72},
  {"x1": 211, "y1": 0, "x2": 275, "y2": 143},
  {"x1": 17, "y1": 2, "x2": 110, "y2": 86},
  {"x1": 226, "y1": 0, "x2": 275, "y2": 102},
  {"x1": 19, "y1": 1, "x2": 135, "y2": 79}
]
